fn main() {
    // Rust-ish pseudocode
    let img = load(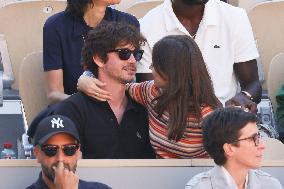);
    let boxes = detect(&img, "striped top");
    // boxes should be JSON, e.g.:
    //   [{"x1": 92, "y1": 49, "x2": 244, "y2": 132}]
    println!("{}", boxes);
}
[{"x1": 128, "y1": 81, "x2": 214, "y2": 158}]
